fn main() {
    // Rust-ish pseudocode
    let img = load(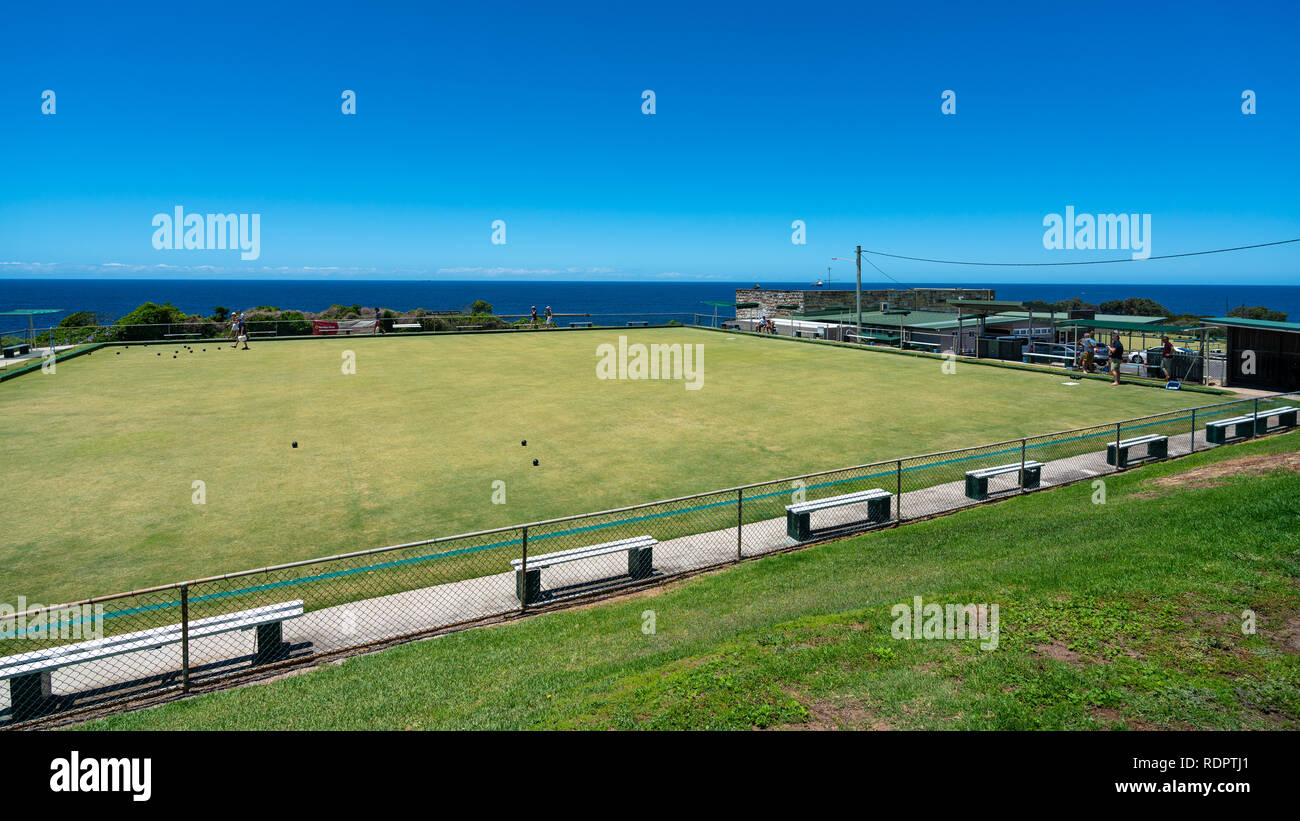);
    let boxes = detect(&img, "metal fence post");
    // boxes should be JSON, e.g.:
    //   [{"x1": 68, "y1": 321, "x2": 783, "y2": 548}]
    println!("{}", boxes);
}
[
  {"x1": 1190, "y1": 407, "x2": 1197, "y2": 453},
  {"x1": 736, "y1": 488, "x2": 743, "y2": 561},
  {"x1": 895, "y1": 460, "x2": 903, "y2": 522},
  {"x1": 1019, "y1": 439, "x2": 1027, "y2": 492},
  {"x1": 1254, "y1": 397, "x2": 1260, "y2": 436},
  {"x1": 1115, "y1": 422, "x2": 1123, "y2": 470},
  {"x1": 180, "y1": 584, "x2": 190, "y2": 693},
  {"x1": 519, "y1": 527, "x2": 529, "y2": 613}
]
